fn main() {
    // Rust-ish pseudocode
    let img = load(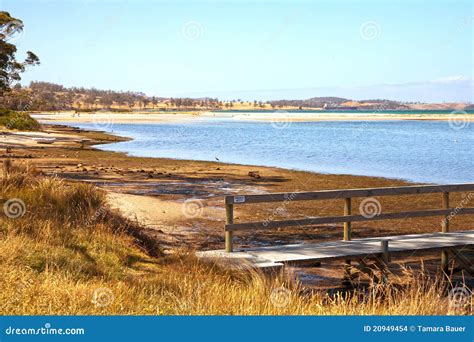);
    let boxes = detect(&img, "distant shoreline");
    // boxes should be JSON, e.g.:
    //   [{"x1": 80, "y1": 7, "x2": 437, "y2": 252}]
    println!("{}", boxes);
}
[{"x1": 32, "y1": 110, "x2": 474, "y2": 124}]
